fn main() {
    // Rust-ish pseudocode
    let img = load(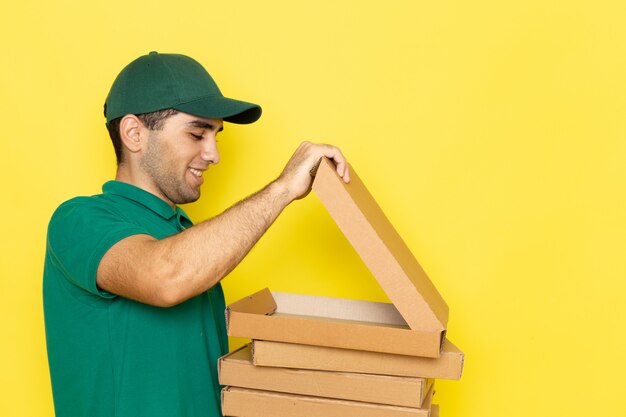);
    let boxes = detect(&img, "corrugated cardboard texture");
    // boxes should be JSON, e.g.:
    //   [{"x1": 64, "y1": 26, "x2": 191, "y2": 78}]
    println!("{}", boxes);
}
[
  {"x1": 227, "y1": 288, "x2": 443, "y2": 357},
  {"x1": 312, "y1": 157, "x2": 448, "y2": 332},
  {"x1": 221, "y1": 385, "x2": 433, "y2": 417},
  {"x1": 220, "y1": 344, "x2": 432, "y2": 408},
  {"x1": 252, "y1": 339, "x2": 464, "y2": 380}
]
